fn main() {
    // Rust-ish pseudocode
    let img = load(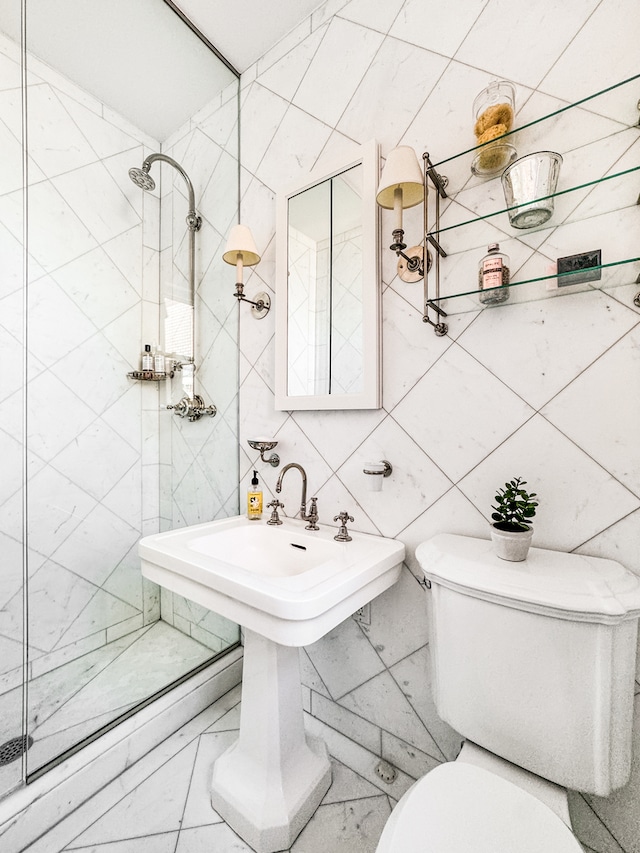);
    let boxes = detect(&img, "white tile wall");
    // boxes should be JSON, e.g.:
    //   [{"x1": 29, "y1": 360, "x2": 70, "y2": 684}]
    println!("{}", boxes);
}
[{"x1": 237, "y1": 1, "x2": 640, "y2": 851}]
